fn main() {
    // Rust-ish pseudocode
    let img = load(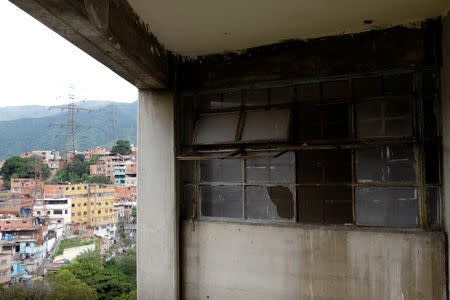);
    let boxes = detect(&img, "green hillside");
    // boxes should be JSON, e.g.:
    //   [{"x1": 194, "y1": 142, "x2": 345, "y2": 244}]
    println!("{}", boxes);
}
[{"x1": 0, "y1": 101, "x2": 137, "y2": 160}]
